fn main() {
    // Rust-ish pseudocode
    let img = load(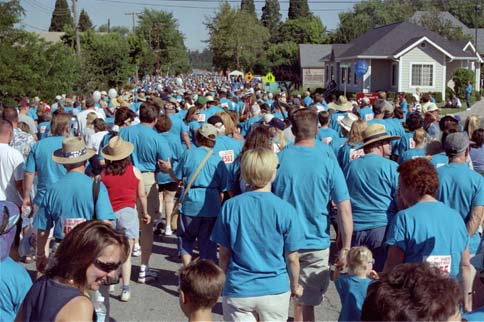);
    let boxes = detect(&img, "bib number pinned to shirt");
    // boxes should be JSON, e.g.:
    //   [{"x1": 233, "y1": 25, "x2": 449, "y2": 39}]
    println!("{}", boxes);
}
[
  {"x1": 350, "y1": 148, "x2": 365, "y2": 161},
  {"x1": 219, "y1": 150, "x2": 235, "y2": 164},
  {"x1": 424, "y1": 255, "x2": 451, "y2": 275},
  {"x1": 364, "y1": 114, "x2": 374, "y2": 121},
  {"x1": 198, "y1": 114, "x2": 206, "y2": 122},
  {"x1": 409, "y1": 138, "x2": 416, "y2": 149},
  {"x1": 62, "y1": 218, "x2": 87, "y2": 236},
  {"x1": 322, "y1": 137, "x2": 333, "y2": 145}
]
